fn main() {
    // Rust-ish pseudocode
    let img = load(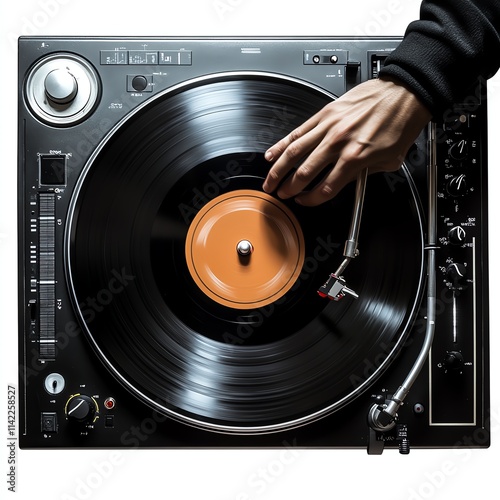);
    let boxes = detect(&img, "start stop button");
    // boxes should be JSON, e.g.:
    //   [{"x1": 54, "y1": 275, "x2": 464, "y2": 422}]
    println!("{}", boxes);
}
[{"x1": 127, "y1": 74, "x2": 153, "y2": 92}]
